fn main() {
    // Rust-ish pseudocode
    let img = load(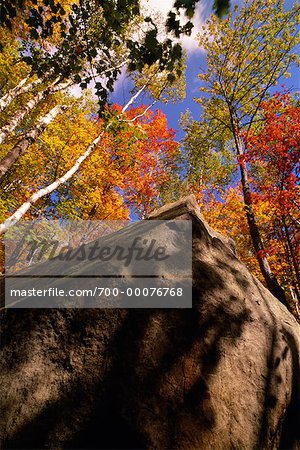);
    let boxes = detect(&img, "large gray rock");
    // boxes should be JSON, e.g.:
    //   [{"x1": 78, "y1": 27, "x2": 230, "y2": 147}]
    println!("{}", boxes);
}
[{"x1": 1, "y1": 195, "x2": 299, "y2": 449}]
